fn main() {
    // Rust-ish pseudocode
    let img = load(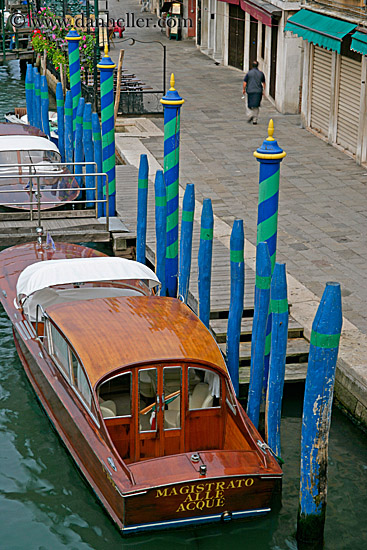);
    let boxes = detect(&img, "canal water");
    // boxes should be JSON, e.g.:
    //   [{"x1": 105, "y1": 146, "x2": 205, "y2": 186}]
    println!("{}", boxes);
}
[
  {"x1": 0, "y1": 66, "x2": 366, "y2": 550},
  {"x1": 0, "y1": 61, "x2": 26, "y2": 120}
]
